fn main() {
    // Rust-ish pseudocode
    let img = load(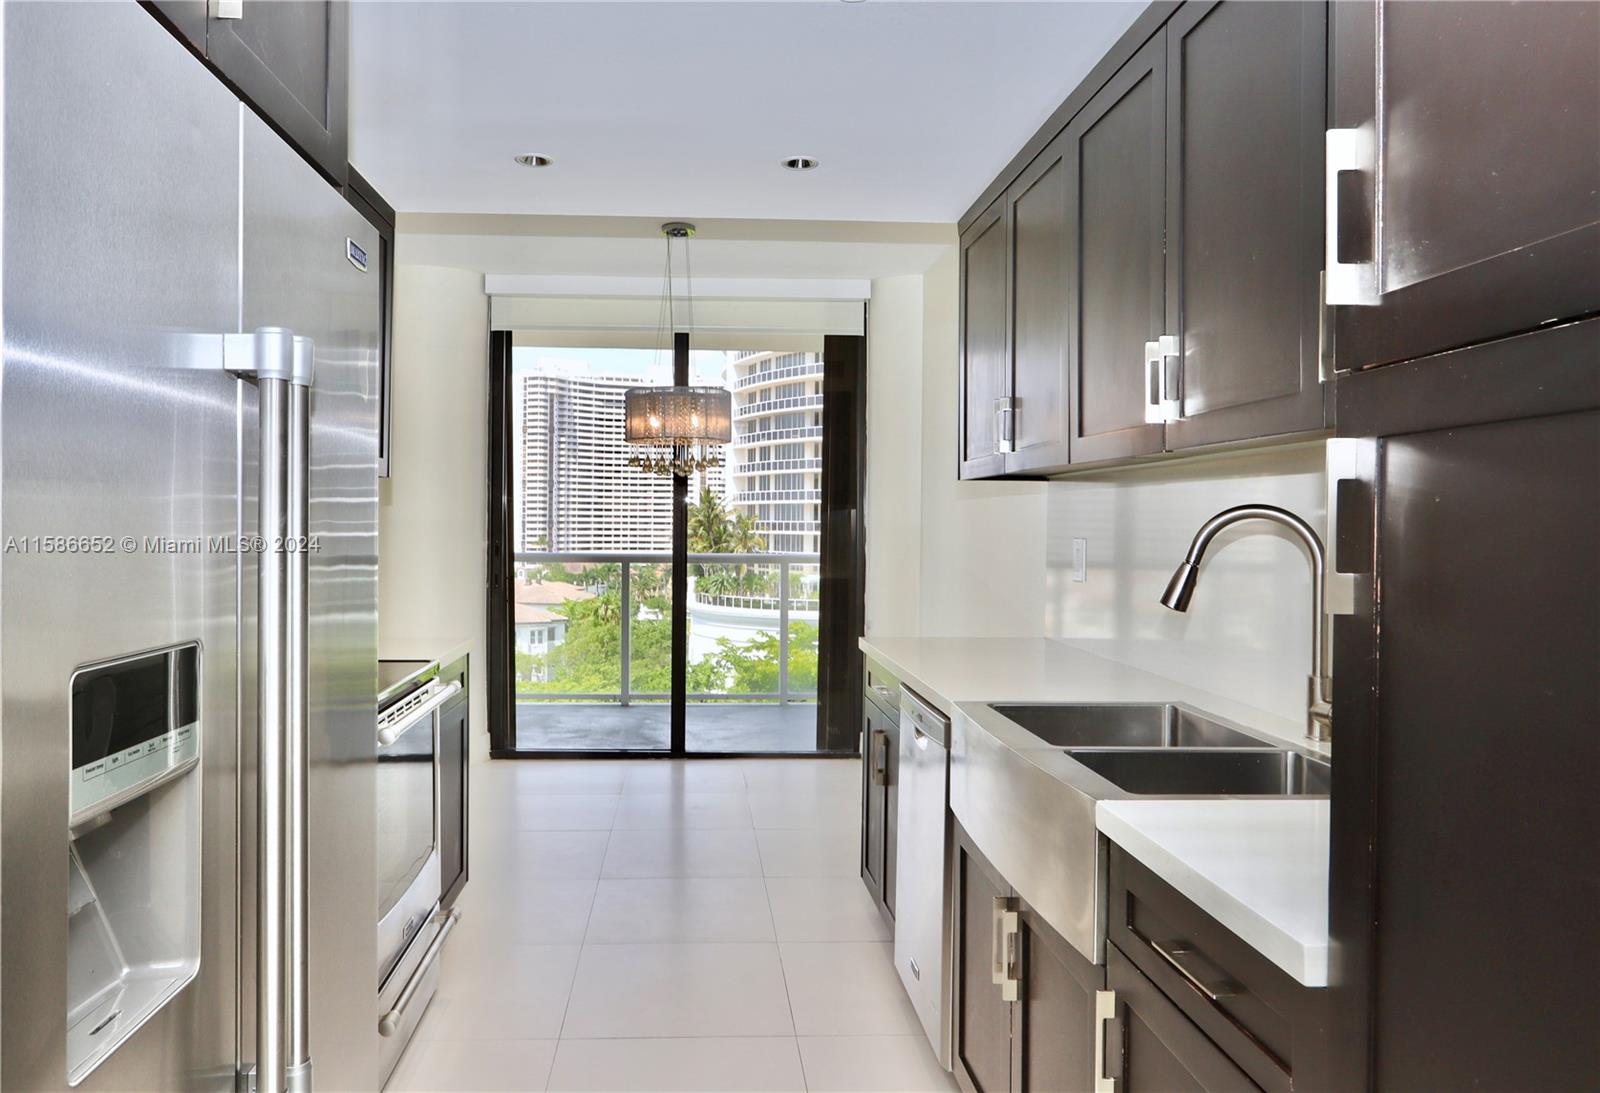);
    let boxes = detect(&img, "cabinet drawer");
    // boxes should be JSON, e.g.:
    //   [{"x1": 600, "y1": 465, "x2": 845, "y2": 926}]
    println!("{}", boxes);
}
[
  {"x1": 1108, "y1": 943, "x2": 1262, "y2": 1092},
  {"x1": 863, "y1": 655, "x2": 902, "y2": 718},
  {"x1": 1108, "y1": 847, "x2": 1325, "y2": 1092}
]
